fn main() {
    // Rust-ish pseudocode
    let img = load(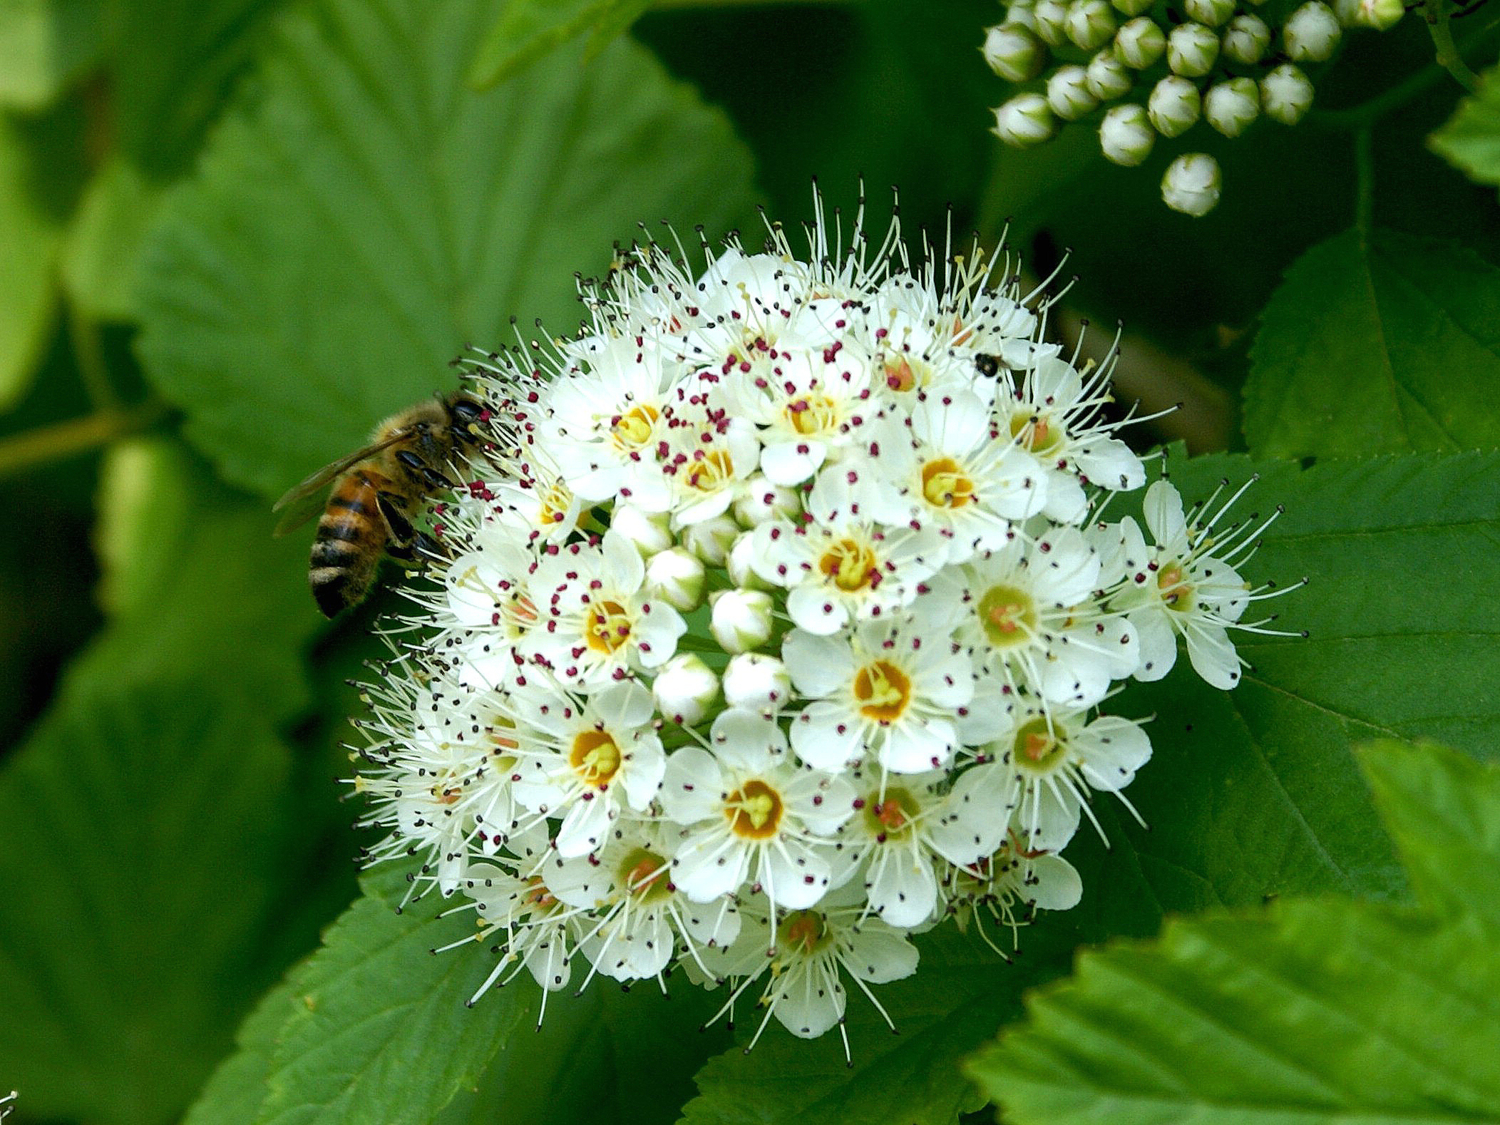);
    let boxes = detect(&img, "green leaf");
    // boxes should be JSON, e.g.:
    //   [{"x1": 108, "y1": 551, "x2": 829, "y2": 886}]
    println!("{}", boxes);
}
[
  {"x1": 60, "y1": 156, "x2": 165, "y2": 321},
  {"x1": 1431, "y1": 63, "x2": 1500, "y2": 187},
  {"x1": 0, "y1": 113, "x2": 63, "y2": 409},
  {"x1": 435, "y1": 979, "x2": 732, "y2": 1125},
  {"x1": 1360, "y1": 739, "x2": 1500, "y2": 934},
  {"x1": 184, "y1": 976, "x2": 303, "y2": 1125},
  {"x1": 111, "y1": 0, "x2": 286, "y2": 178},
  {"x1": 468, "y1": 0, "x2": 651, "y2": 89},
  {"x1": 966, "y1": 744, "x2": 1500, "y2": 1125},
  {"x1": 967, "y1": 901, "x2": 1500, "y2": 1124},
  {"x1": 135, "y1": 0, "x2": 758, "y2": 499},
  {"x1": 685, "y1": 450, "x2": 1500, "y2": 1125},
  {"x1": 0, "y1": 672, "x2": 307, "y2": 1125},
  {"x1": 0, "y1": 0, "x2": 109, "y2": 110},
  {"x1": 248, "y1": 867, "x2": 531, "y2": 1125},
  {"x1": 84, "y1": 436, "x2": 321, "y2": 720},
  {"x1": 1244, "y1": 229, "x2": 1500, "y2": 459}
]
